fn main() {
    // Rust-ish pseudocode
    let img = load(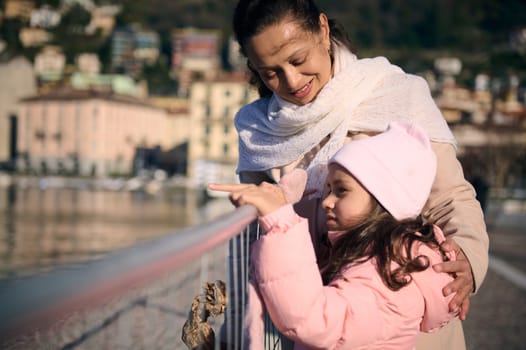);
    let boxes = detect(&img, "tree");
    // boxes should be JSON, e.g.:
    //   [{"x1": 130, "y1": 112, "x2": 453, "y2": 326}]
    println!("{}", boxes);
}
[{"x1": 49, "y1": 3, "x2": 105, "y2": 63}]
